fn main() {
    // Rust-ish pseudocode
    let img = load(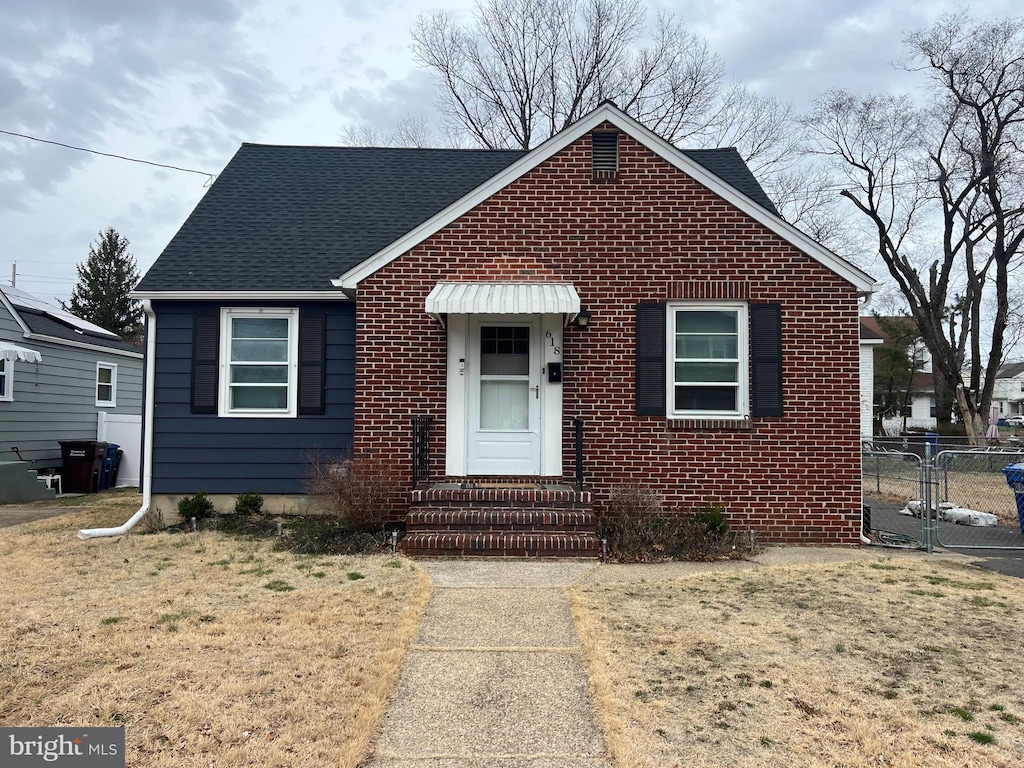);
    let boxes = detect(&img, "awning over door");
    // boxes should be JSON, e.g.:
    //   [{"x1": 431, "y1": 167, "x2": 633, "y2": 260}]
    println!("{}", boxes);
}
[
  {"x1": 425, "y1": 282, "x2": 580, "y2": 325},
  {"x1": 0, "y1": 340, "x2": 42, "y2": 363}
]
